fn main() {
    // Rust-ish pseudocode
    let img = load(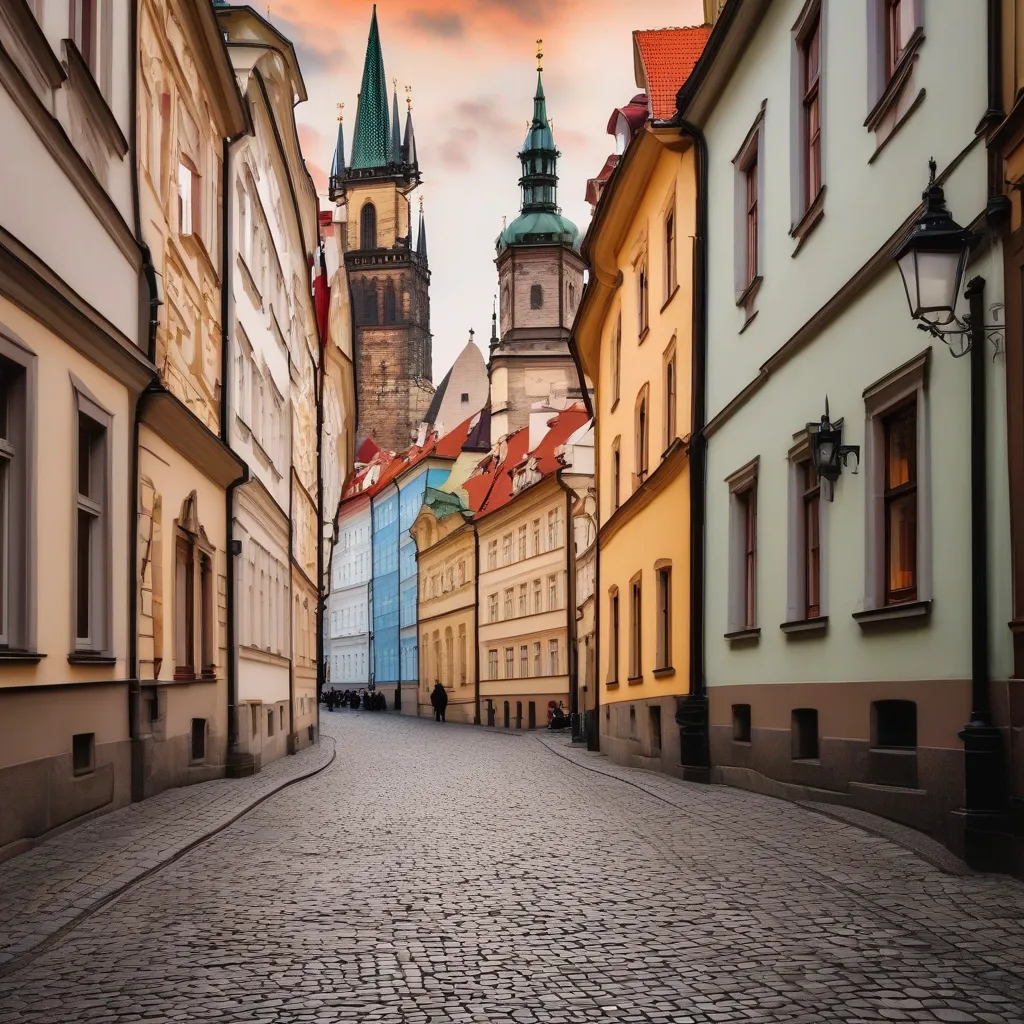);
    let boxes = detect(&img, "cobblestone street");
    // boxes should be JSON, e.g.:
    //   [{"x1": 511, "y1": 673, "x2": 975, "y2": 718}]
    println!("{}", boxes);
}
[{"x1": 2, "y1": 713, "x2": 1024, "y2": 1024}]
